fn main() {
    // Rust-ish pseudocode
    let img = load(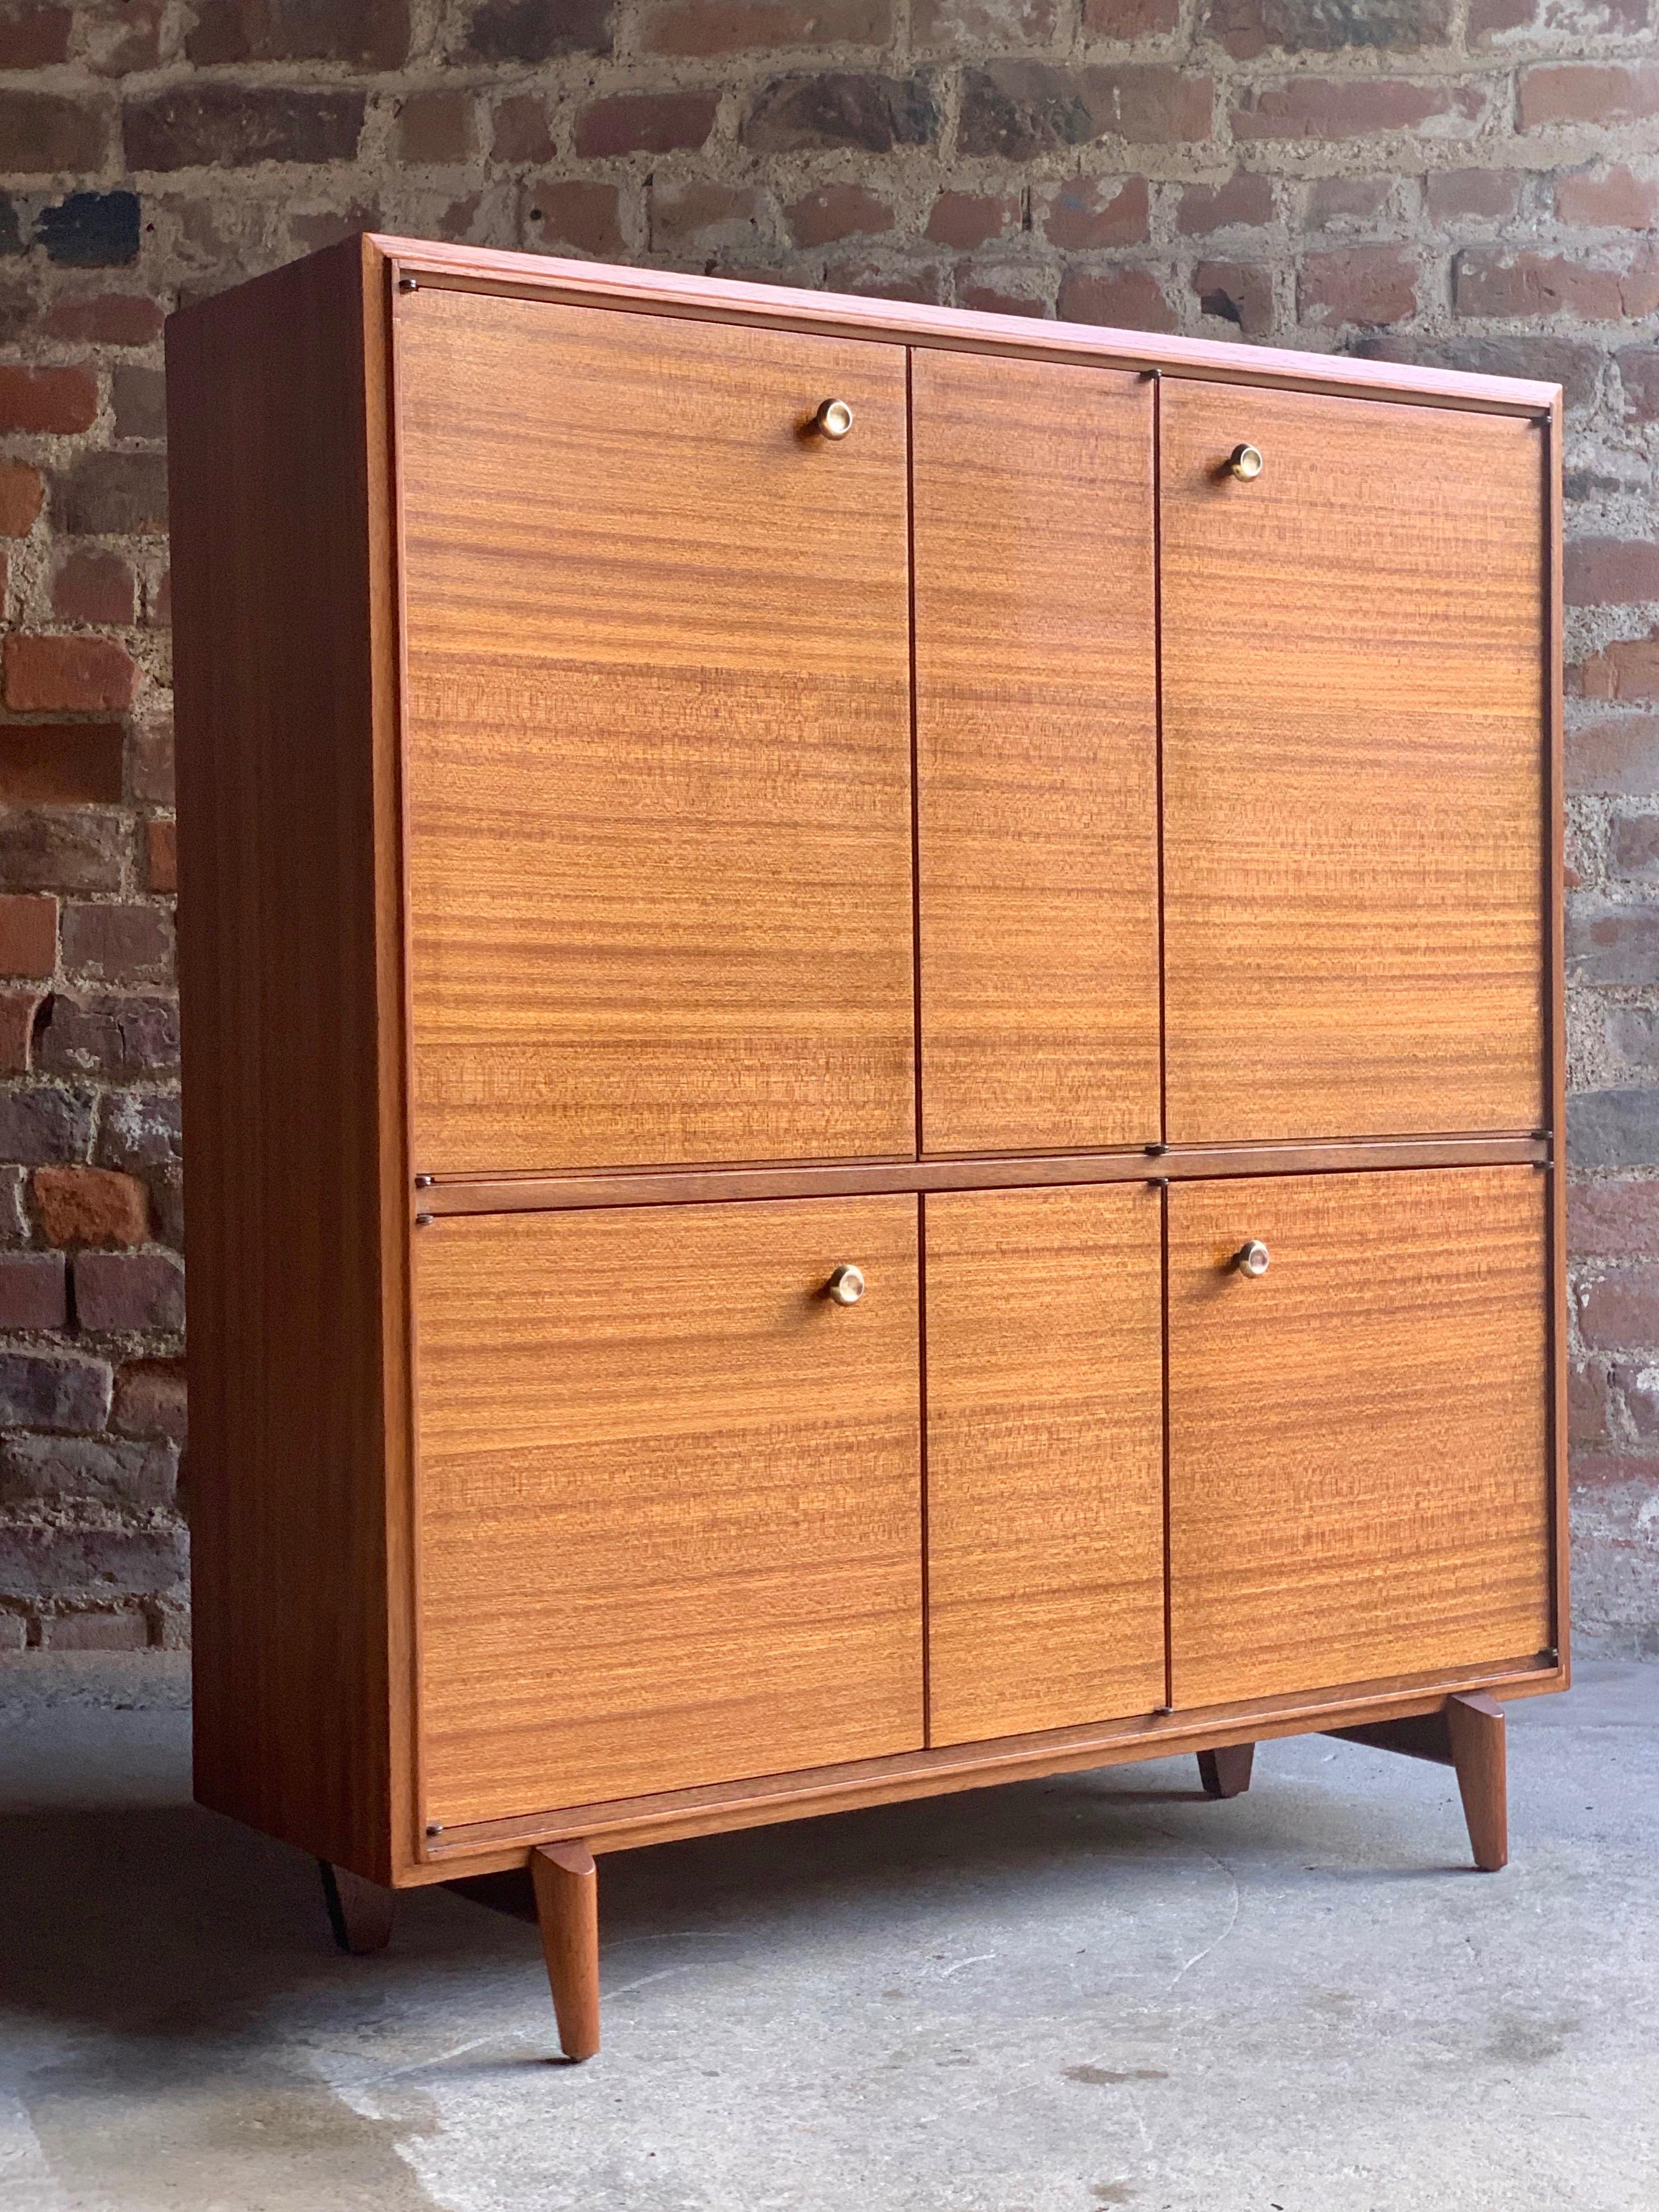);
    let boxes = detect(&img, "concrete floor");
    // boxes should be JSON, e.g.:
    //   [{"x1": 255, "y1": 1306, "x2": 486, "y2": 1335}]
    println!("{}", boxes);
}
[{"x1": 0, "y1": 1656, "x2": 1654, "y2": 2212}]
